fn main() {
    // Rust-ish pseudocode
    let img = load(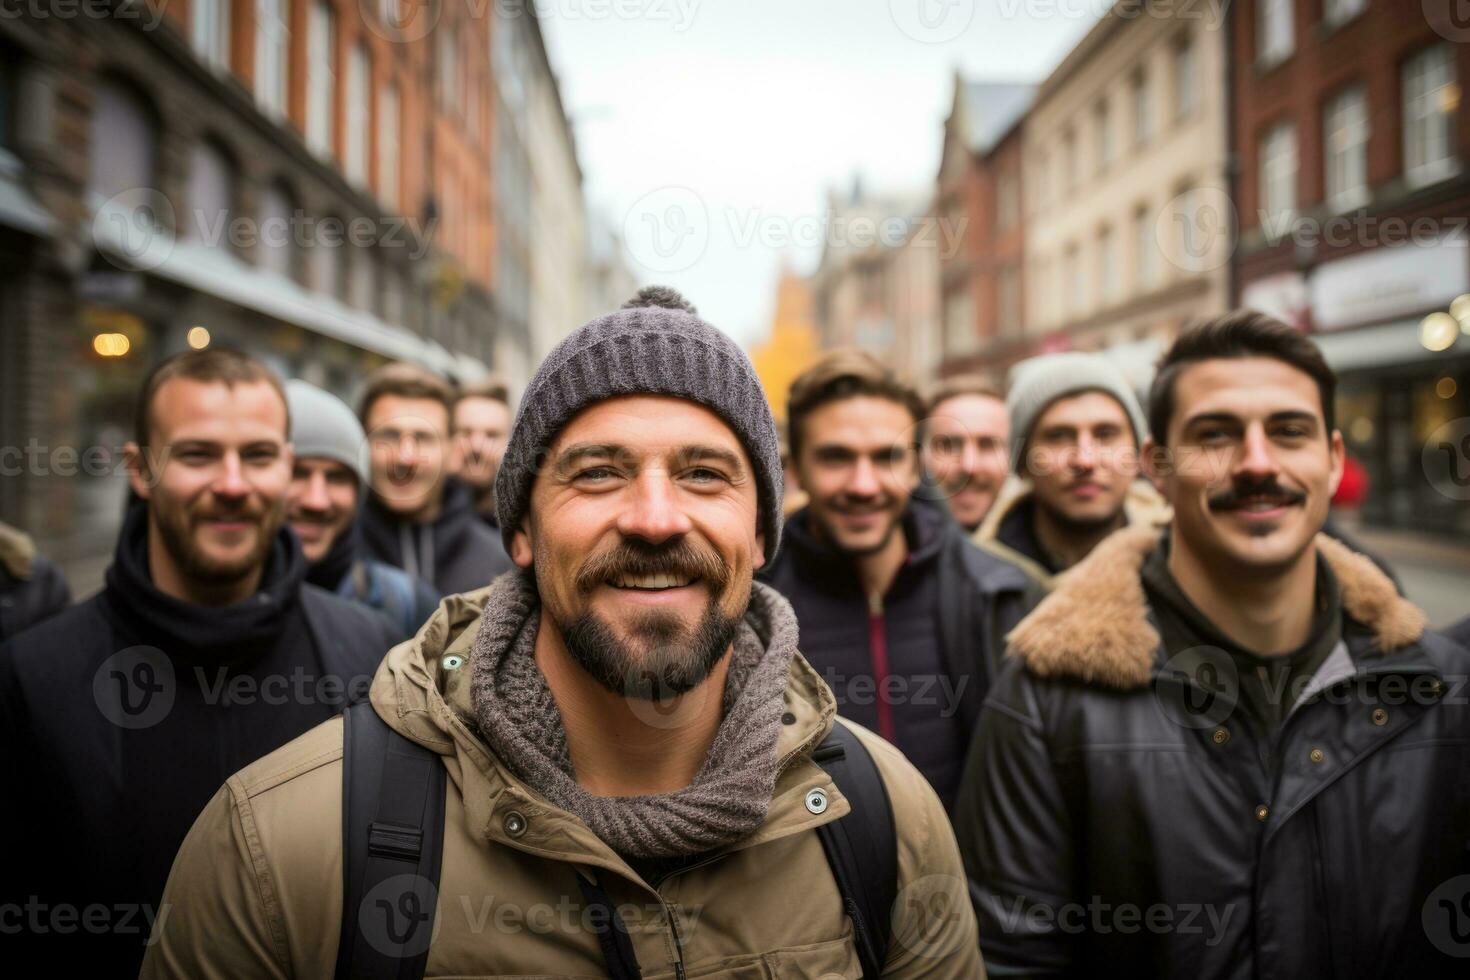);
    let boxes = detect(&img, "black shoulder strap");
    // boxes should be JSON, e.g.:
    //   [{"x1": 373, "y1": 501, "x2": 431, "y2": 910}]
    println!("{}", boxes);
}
[
  {"x1": 336, "y1": 700, "x2": 447, "y2": 980},
  {"x1": 812, "y1": 719, "x2": 898, "y2": 979}
]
